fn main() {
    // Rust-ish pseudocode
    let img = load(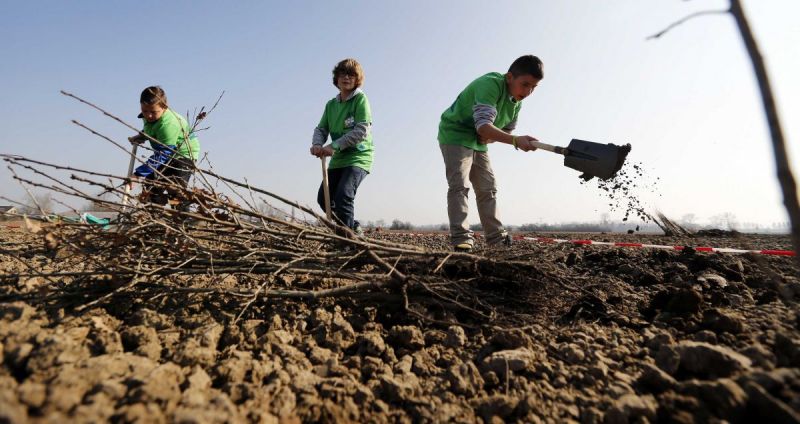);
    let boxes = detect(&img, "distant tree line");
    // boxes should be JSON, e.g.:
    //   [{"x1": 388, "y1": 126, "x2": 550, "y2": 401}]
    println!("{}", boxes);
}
[{"x1": 357, "y1": 213, "x2": 790, "y2": 234}]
